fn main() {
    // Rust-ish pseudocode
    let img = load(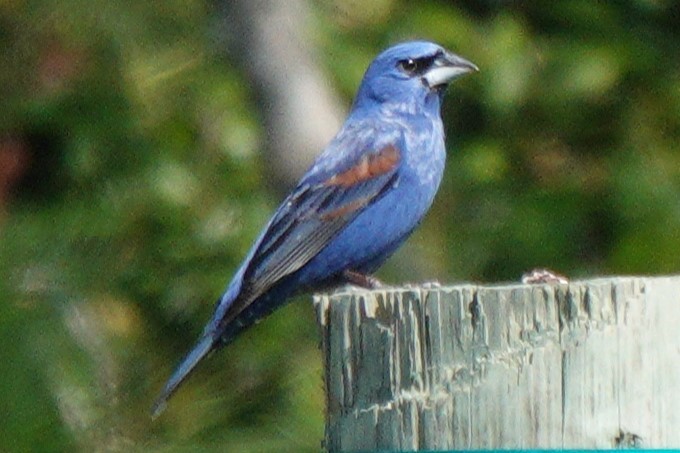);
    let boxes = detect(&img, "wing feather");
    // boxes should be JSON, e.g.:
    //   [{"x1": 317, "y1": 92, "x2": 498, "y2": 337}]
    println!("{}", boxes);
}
[{"x1": 224, "y1": 144, "x2": 401, "y2": 322}]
